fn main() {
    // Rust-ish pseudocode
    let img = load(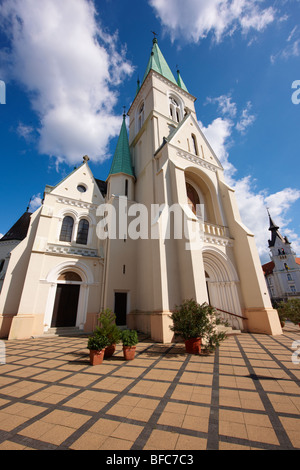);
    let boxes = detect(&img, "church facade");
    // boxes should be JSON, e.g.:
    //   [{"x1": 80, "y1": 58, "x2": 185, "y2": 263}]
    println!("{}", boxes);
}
[{"x1": 0, "y1": 39, "x2": 282, "y2": 341}]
